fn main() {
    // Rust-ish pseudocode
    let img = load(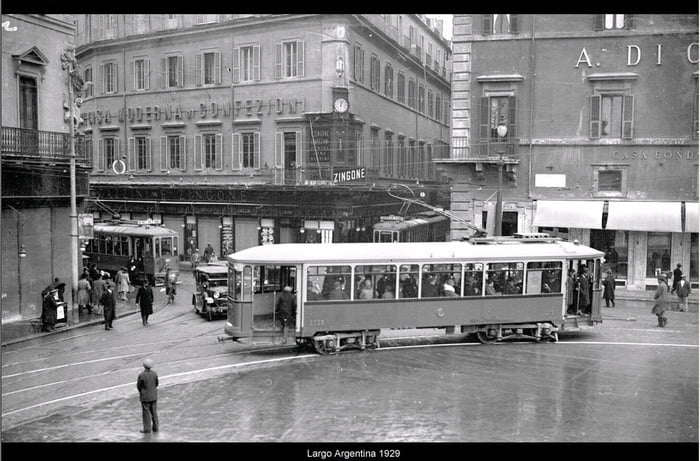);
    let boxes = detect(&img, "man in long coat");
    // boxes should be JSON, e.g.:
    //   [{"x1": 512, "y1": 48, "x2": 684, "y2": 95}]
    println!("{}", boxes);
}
[
  {"x1": 100, "y1": 285, "x2": 116, "y2": 330},
  {"x1": 652, "y1": 274, "x2": 670, "y2": 327},
  {"x1": 137, "y1": 358, "x2": 159, "y2": 433},
  {"x1": 135, "y1": 279, "x2": 154, "y2": 326},
  {"x1": 41, "y1": 287, "x2": 60, "y2": 332}
]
